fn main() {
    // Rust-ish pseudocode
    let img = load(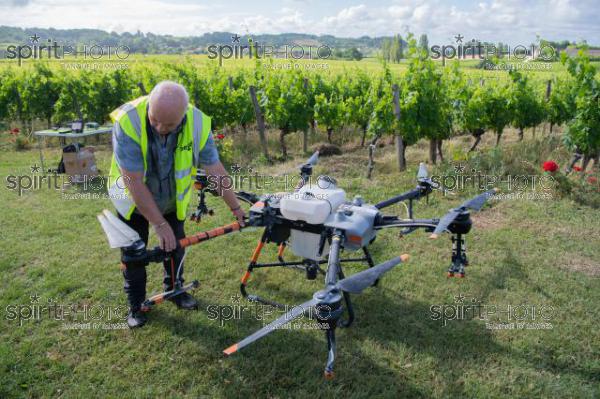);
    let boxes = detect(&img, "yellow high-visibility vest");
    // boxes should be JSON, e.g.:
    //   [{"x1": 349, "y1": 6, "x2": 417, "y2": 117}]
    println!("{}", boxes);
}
[{"x1": 108, "y1": 96, "x2": 211, "y2": 221}]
